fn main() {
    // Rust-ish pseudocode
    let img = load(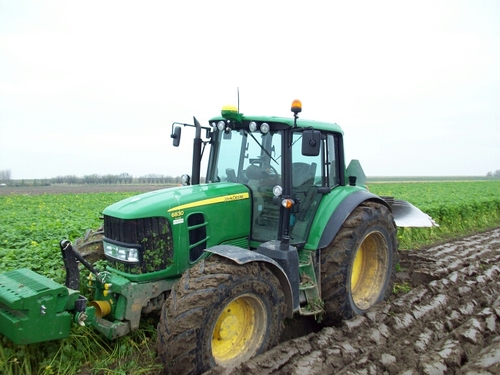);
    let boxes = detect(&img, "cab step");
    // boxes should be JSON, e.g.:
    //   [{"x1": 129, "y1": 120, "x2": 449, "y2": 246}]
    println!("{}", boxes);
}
[{"x1": 298, "y1": 251, "x2": 324, "y2": 316}]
